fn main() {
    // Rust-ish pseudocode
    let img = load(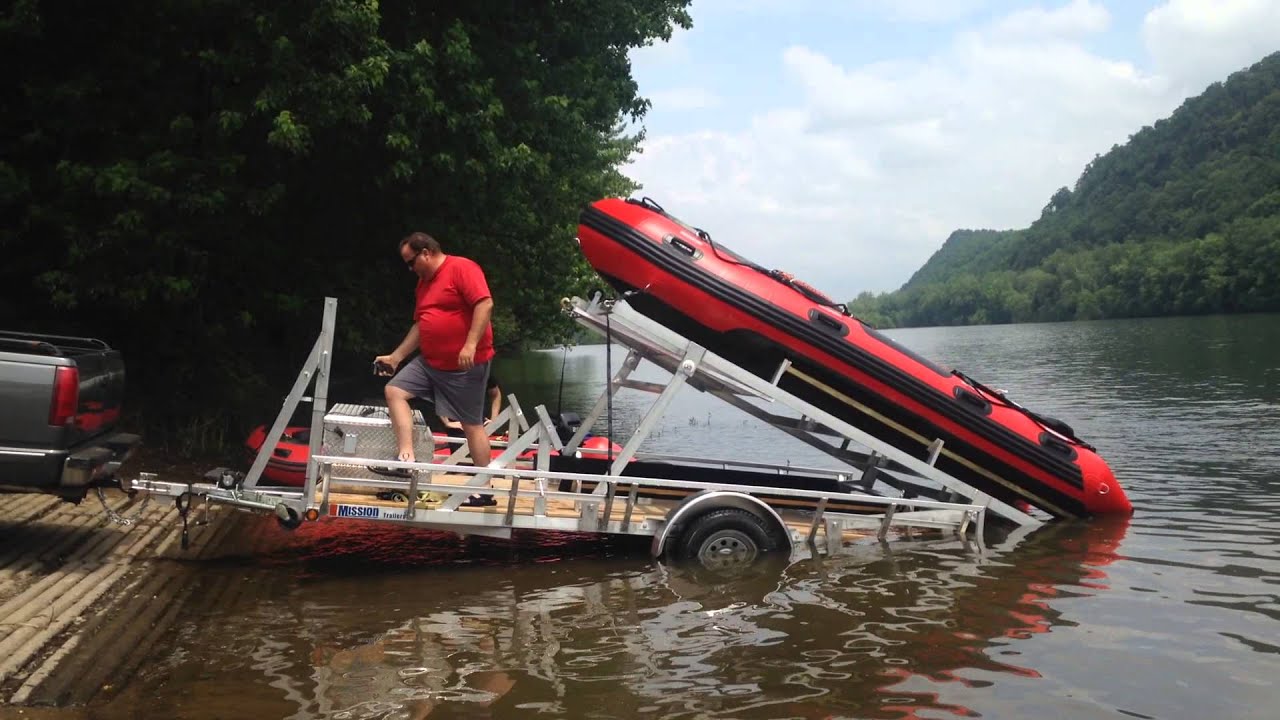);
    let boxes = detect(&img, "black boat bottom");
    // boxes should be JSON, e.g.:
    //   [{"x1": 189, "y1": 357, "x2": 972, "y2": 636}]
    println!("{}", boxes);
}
[{"x1": 550, "y1": 456, "x2": 899, "y2": 515}]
